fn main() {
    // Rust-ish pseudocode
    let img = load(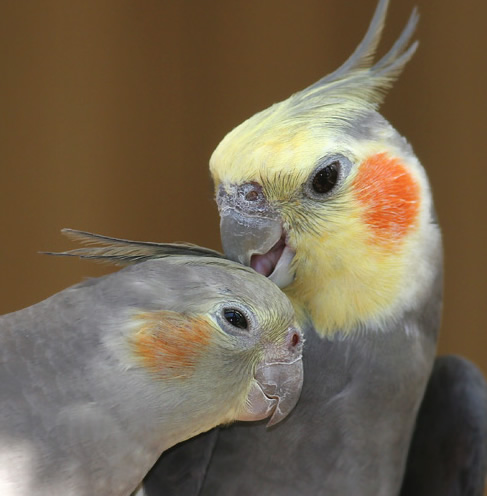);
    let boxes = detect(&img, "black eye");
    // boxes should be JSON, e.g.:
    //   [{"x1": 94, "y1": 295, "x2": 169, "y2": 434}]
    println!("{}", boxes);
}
[
  {"x1": 223, "y1": 309, "x2": 248, "y2": 329},
  {"x1": 312, "y1": 162, "x2": 339, "y2": 194}
]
